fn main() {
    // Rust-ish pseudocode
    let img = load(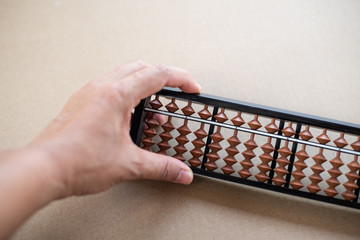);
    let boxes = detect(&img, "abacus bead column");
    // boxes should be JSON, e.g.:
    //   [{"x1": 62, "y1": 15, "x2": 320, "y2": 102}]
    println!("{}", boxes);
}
[
  {"x1": 290, "y1": 145, "x2": 309, "y2": 190},
  {"x1": 324, "y1": 152, "x2": 343, "y2": 197},
  {"x1": 222, "y1": 130, "x2": 241, "y2": 175},
  {"x1": 173, "y1": 119, "x2": 191, "y2": 161},
  {"x1": 307, "y1": 148, "x2": 326, "y2": 194},
  {"x1": 256, "y1": 119, "x2": 278, "y2": 182},
  {"x1": 173, "y1": 101, "x2": 195, "y2": 161},
  {"x1": 255, "y1": 138, "x2": 275, "y2": 182},
  {"x1": 157, "y1": 116, "x2": 175, "y2": 155},
  {"x1": 342, "y1": 156, "x2": 360, "y2": 201},
  {"x1": 188, "y1": 123, "x2": 207, "y2": 167},
  {"x1": 205, "y1": 126, "x2": 224, "y2": 171},
  {"x1": 273, "y1": 122, "x2": 295, "y2": 186},
  {"x1": 189, "y1": 105, "x2": 211, "y2": 168},
  {"x1": 238, "y1": 134, "x2": 257, "y2": 179},
  {"x1": 272, "y1": 141, "x2": 292, "y2": 186},
  {"x1": 141, "y1": 114, "x2": 159, "y2": 150}
]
